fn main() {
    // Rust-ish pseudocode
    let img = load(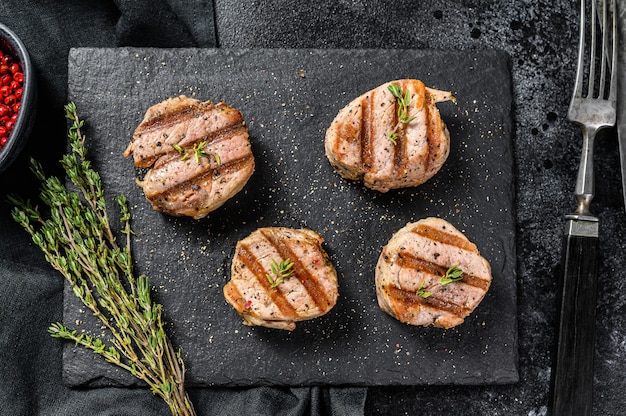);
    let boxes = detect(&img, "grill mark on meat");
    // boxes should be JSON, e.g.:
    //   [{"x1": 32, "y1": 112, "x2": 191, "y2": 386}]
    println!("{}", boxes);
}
[
  {"x1": 260, "y1": 228, "x2": 333, "y2": 313},
  {"x1": 237, "y1": 244, "x2": 298, "y2": 320},
  {"x1": 153, "y1": 123, "x2": 248, "y2": 167},
  {"x1": 392, "y1": 79, "x2": 409, "y2": 178},
  {"x1": 151, "y1": 154, "x2": 254, "y2": 199},
  {"x1": 134, "y1": 102, "x2": 211, "y2": 135},
  {"x1": 331, "y1": 118, "x2": 346, "y2": 163},
  {"x1": 394, "y1": 253, "x2": 443, "y2": 276},
  {"x1": 391, "y1": 252, "x2": 490, "y2": 291},
  {"x1": 410, "y1": 222, "x2": 478, "y2": 253},
  {"x1": 132, "y1": 113, "x2": 246, "y2": 167},
  {"x1": 423, "y1": 86, "x2": 433, "y2": 172},
  {"x1": 385, "y1": 284, "x2": 467, "y2": 317},
  {"x1": 223, "y1": 281, "x2": 246, "y2": 312},
  {"x1": 360, "y1": 93, "x2": 374, "y2": 171},
  {"x1": 187, "y1": 122, "x2": 246, "y2": 151}
]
